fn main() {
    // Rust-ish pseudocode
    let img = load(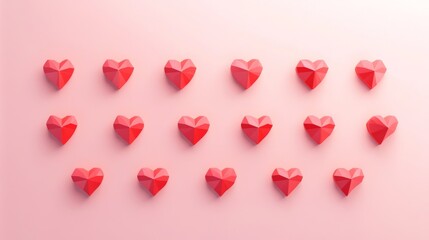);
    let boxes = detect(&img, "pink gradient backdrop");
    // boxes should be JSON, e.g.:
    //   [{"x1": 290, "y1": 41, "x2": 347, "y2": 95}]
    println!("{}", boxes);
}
[{"x1": 1, "y1": 0, "x2": 429, "y2": 239}]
